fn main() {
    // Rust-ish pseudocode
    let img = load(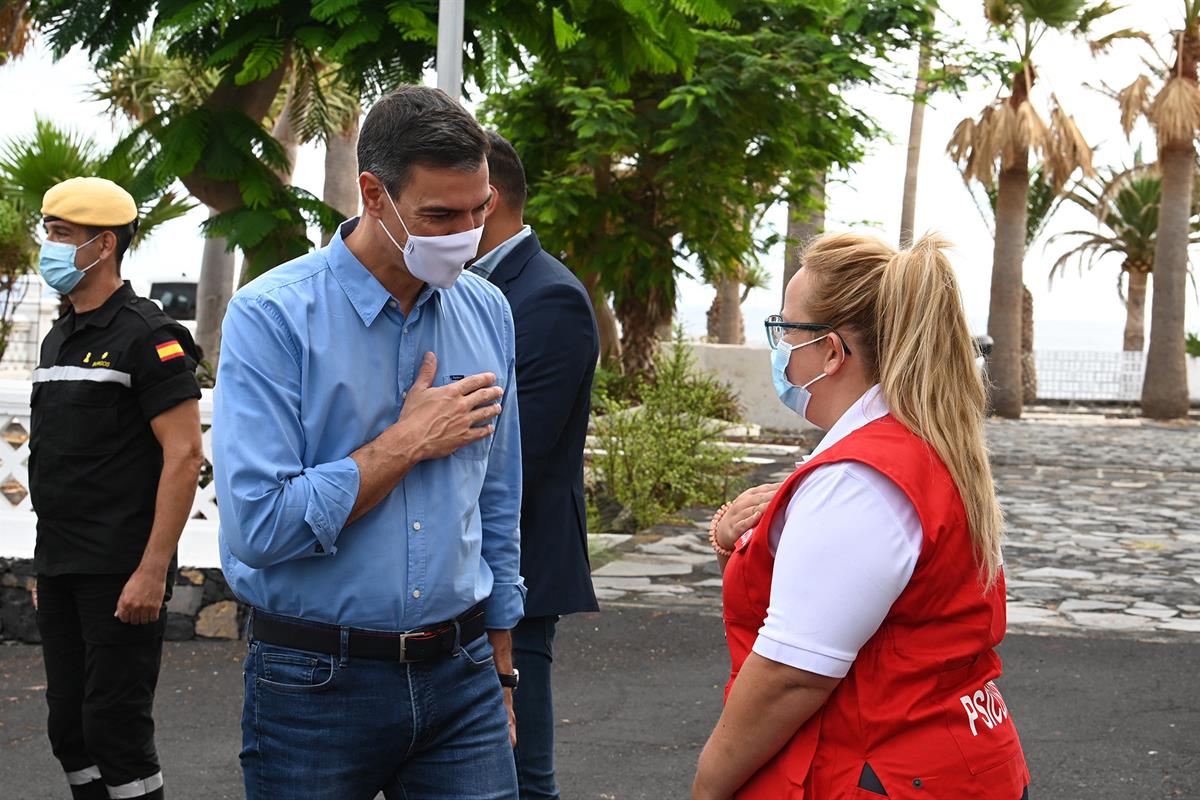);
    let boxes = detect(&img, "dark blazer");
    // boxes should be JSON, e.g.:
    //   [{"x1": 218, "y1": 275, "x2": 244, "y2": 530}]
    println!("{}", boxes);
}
[{"x1": 486, "y1": 230, "x2": 600, "y2": 617}]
